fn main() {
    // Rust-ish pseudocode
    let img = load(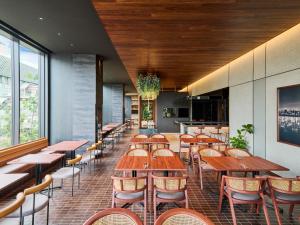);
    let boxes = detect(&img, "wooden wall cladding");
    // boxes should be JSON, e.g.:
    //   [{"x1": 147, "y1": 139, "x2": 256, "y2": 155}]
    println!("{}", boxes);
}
[{"x1": 92, "y1": 0, "x2": 300, "y2": 89}]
